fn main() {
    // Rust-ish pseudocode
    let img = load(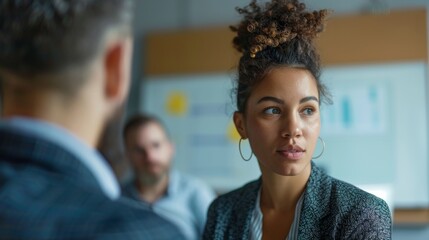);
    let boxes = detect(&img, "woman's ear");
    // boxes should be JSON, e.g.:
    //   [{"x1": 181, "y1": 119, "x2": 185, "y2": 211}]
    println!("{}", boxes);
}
[{"x1": 233, "y1": 111, "x2": 247, "y2": 139}]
